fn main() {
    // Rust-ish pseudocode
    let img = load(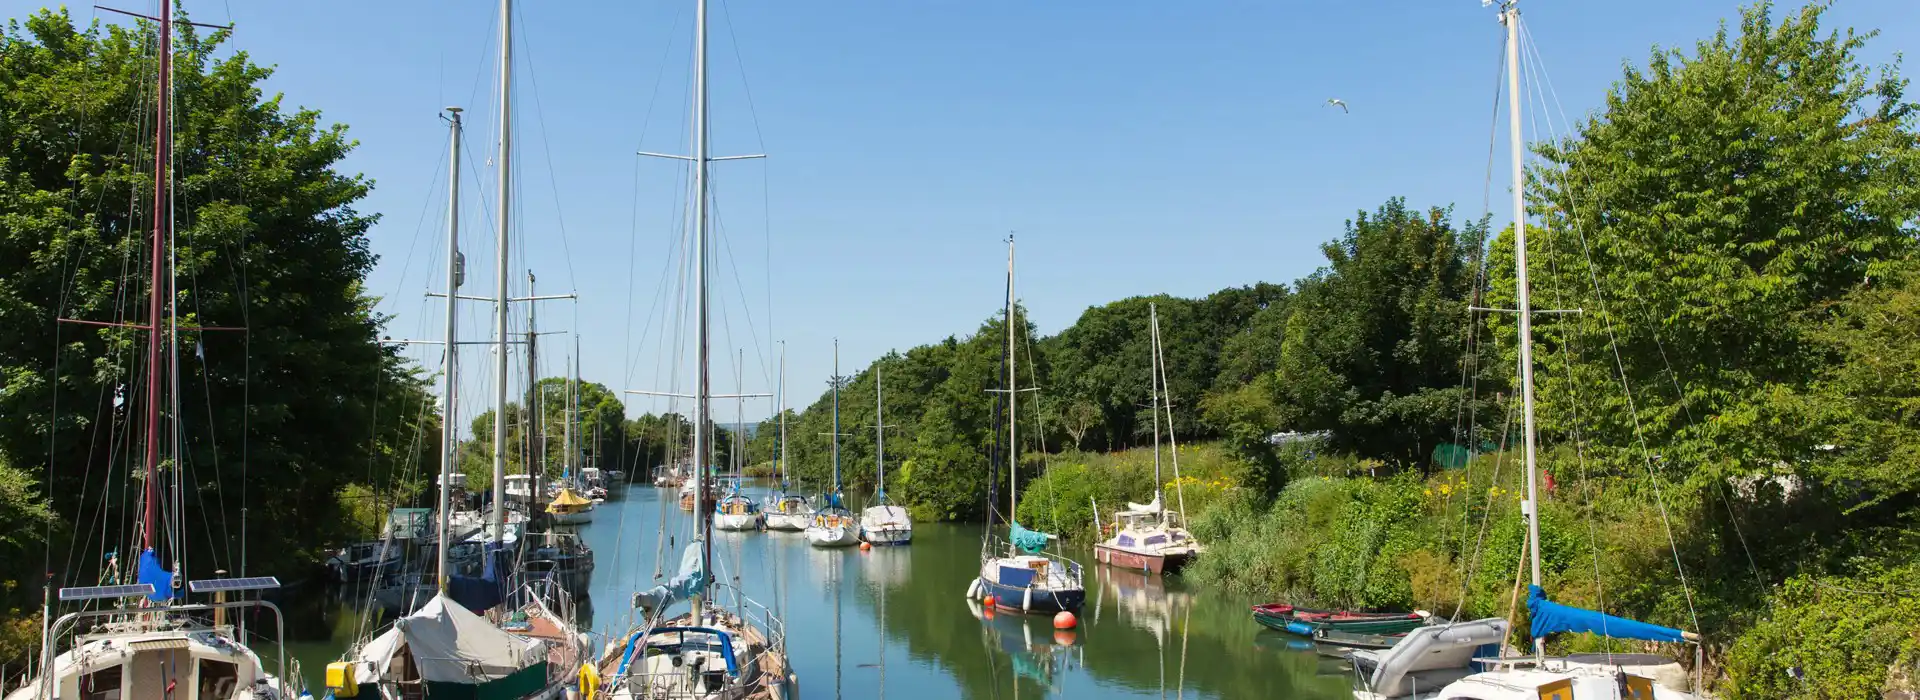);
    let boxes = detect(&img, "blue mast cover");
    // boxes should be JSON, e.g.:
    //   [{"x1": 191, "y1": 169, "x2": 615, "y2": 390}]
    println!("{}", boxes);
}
[
  {"x1": 1009, "y1": 522, "x2": 1051, "y2": 554},
  {"x1": 1527, "y1": 585, "x2": 1685, "y2": 643}
]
